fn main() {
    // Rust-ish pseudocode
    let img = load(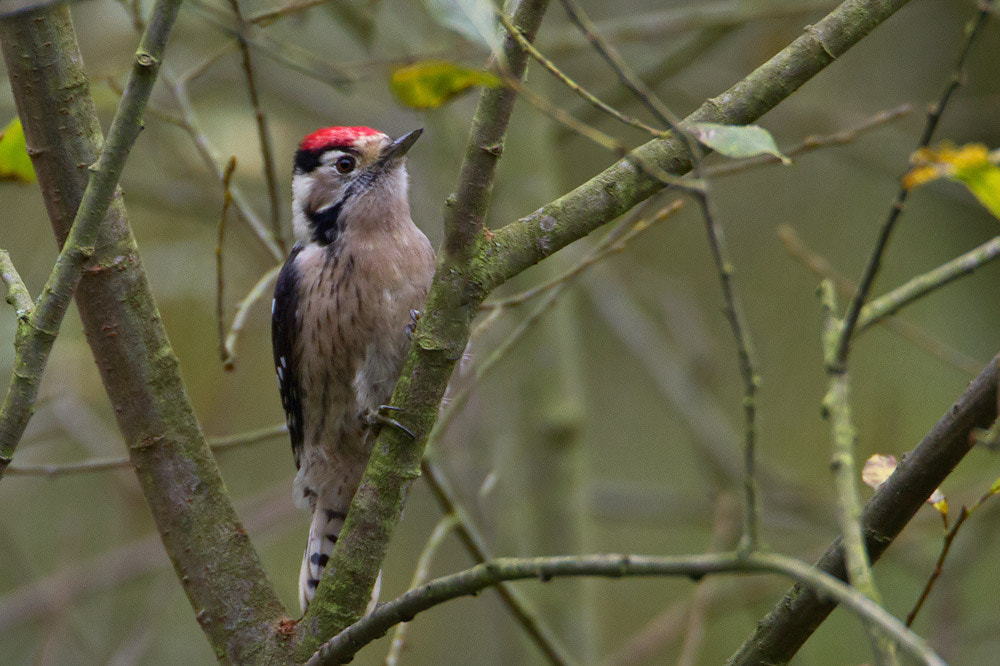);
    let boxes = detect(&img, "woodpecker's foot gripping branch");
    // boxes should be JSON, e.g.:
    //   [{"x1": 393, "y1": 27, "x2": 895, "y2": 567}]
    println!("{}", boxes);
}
[
  {"x1": 365, "y1": 405, "x2": 416, "y2": 439},
  {"x1": 406, "y1": 309, "x2": 422, "y2": 340}
]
